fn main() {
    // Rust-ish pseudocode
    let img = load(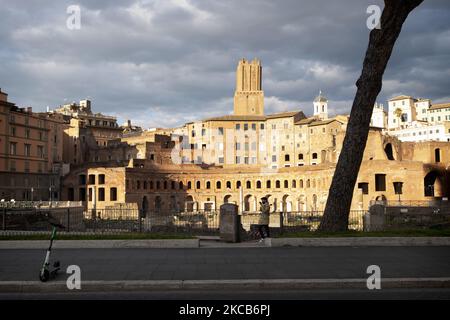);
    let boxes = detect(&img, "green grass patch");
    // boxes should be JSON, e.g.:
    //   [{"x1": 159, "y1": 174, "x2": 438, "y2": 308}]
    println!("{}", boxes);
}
[
  {"x1": 0, "y1": 233, "x2": 195, "y2": 240},
  {"x1": 276, "y1": 229, "x2": 450, "y2": 238}
]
